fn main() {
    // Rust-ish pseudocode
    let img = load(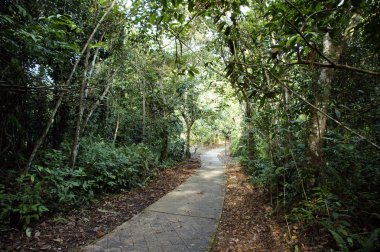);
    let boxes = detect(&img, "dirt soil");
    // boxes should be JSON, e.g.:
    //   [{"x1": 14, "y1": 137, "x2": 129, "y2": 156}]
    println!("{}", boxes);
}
[
  {"x1": 211, "y1": 162, "x2": 288, "y2": 252},
  {"x1": 0, "y1": 158, "x2": 200, "y2": 252}
]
